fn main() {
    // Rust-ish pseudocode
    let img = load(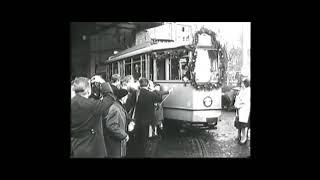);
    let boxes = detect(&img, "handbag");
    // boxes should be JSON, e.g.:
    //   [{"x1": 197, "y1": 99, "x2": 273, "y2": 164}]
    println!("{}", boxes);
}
[
  {"x1": 154, "y1": 103, "x2": 164, "y2": 125},
  {"x1": 234, "y1": 109, "x2": 240, "y2": 129}
]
